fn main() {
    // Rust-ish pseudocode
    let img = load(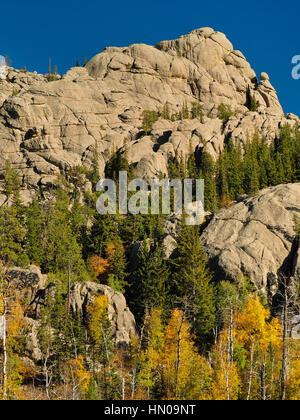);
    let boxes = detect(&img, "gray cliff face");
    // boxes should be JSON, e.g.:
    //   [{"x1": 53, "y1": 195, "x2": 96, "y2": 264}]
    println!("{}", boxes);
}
[
  {"x1": 201, "y1": 183, "x2": 300, "y2": 301},
  {"x1": 0, "y1": 28, "x2": 298, "y2": 204}
]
